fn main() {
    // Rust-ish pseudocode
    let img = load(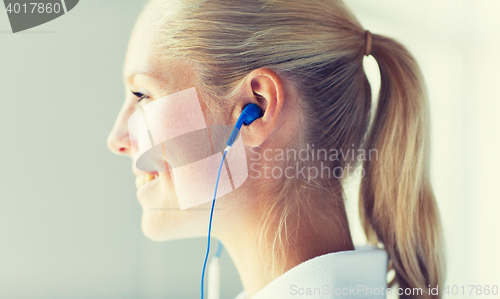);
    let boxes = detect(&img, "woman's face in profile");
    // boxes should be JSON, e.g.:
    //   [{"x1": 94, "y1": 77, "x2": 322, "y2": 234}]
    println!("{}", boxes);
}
[{"x1": 107, "y1": 9, "x2": 223, "y2": 241}]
